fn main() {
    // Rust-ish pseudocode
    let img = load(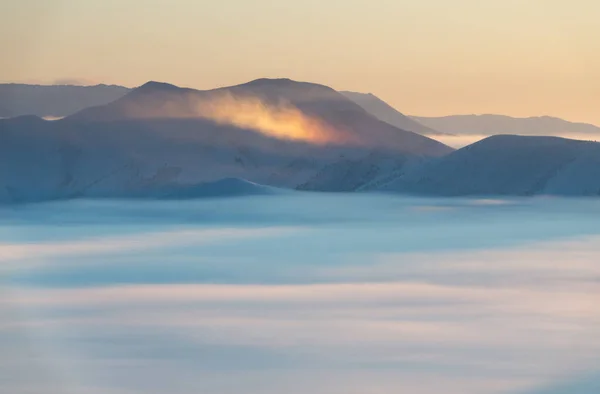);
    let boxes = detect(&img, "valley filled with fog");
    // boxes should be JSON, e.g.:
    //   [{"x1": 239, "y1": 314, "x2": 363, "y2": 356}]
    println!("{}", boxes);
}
[{"x1": 3, "y1": 193, "x2": 600, "y2": 394}]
